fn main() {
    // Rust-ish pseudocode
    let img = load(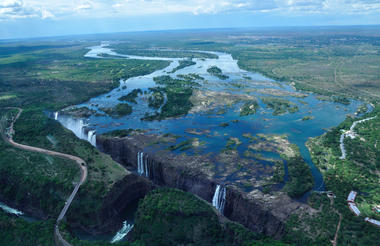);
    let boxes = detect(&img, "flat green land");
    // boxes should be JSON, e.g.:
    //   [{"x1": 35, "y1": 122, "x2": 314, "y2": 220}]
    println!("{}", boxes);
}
[
  {"x1": 109, "y1": 43, "x2": 217, "y2": 59},
  {"x1": 227, "y1": 43, "x2": 380, "y2": 102}
]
